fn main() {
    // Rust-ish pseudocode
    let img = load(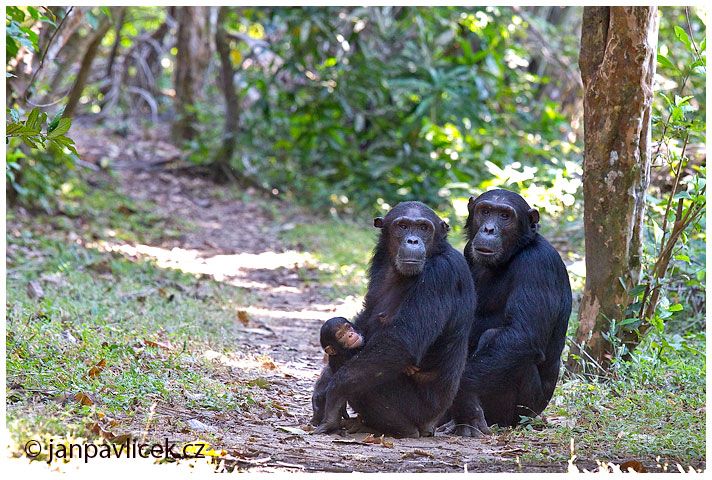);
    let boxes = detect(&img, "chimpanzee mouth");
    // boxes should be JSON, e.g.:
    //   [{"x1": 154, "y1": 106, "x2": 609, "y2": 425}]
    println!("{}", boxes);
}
[
  {"x1": 399, "y1": 259, "x2": 425, "y2": 264},
  {"x1": 474, "y1": 247, "x2": 496, "y2": 255}
]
